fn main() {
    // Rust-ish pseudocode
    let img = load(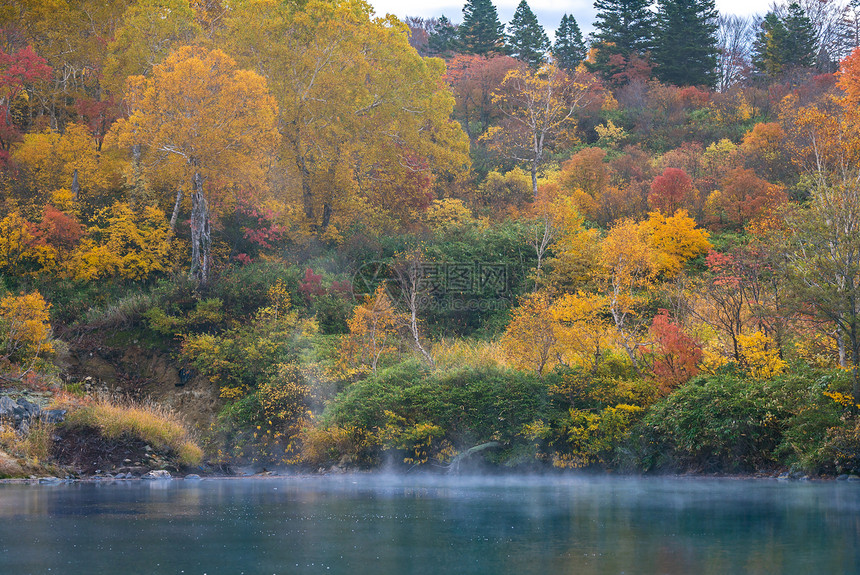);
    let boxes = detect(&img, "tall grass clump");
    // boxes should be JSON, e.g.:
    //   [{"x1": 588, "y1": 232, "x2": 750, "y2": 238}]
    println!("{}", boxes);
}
[
  {"x1": 62, "y1": 395, "x2": 203, "y2": 466},
  {"x1": 432, "y1": 338, "x2": 508, "y2": 371}
]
